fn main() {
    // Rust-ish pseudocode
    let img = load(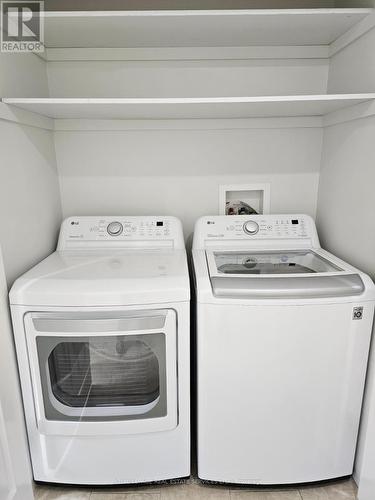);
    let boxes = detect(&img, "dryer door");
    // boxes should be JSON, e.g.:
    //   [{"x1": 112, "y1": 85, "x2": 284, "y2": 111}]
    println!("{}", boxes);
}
[{"x1": 24, "y1": 310, "x2": 177, "y2": 436}]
